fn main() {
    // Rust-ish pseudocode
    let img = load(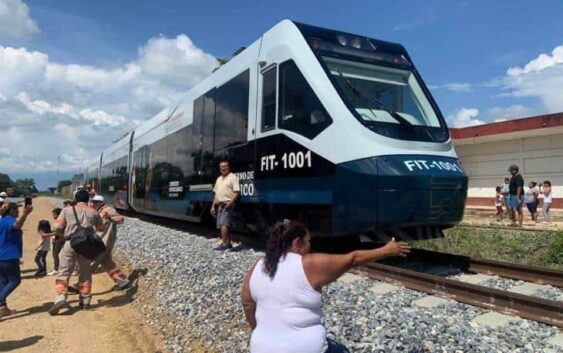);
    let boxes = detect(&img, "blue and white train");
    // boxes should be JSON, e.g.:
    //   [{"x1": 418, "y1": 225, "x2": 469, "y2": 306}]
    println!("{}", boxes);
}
[{"x1": 84, "y1": 20, "x2": 468, "y2": 241}]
